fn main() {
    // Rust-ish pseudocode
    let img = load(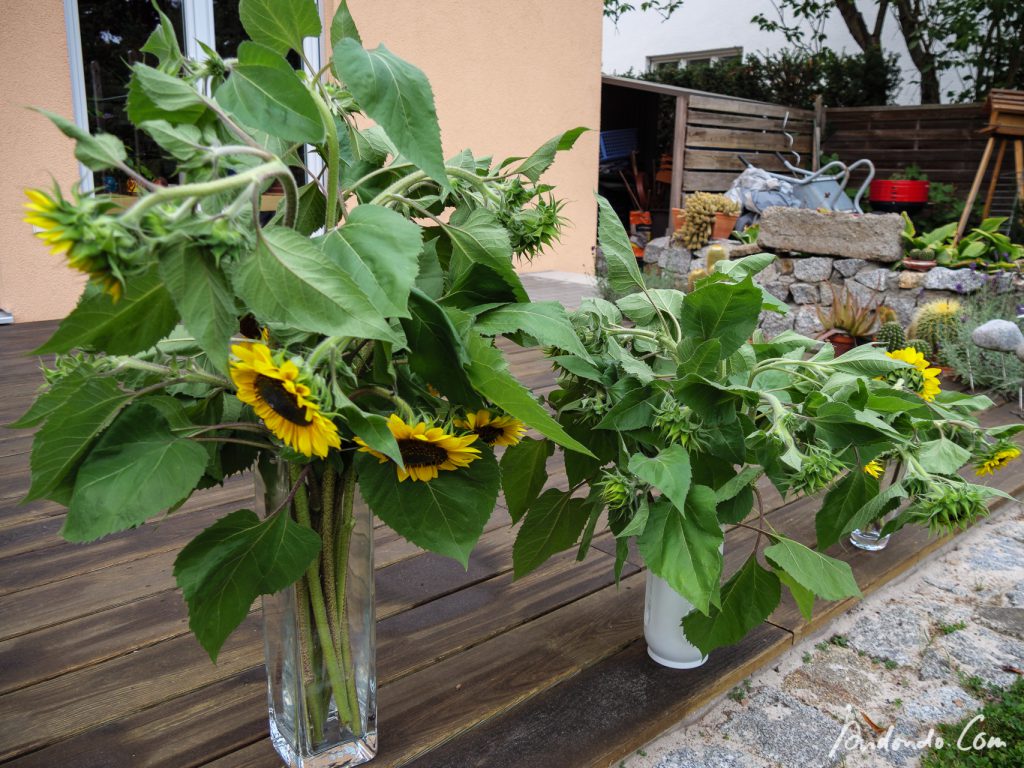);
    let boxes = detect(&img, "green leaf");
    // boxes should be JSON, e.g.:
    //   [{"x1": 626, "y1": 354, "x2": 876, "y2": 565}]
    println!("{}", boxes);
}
[
  {"x1": 216, "y1": 42, "x2": 326, "y2": 144},
  {"x1": 174, "y1": 508, "x2": 321, "y2": 661},
  {"x1": 140, "y1": 4, "x2": 184, "y2": 73},
  {"x1": 775, "y1": 569, "x2": 816, "y2": 622},
  {"x1": 676, "y1": 338, "x2": 723, "y2": 377},
  {"x1": 680, "y1": 277, "x2": 763, "y2": 358},
  {"x1": 319, "y1": 204, "x2": 423, "y2": 318},
  {"x1": 160, "y1": 246, "x2": 237, "y2": 373},
  {"x1": 618, "y1": 496, "x2": 651, "y2": 538},
  {"x1": 681, "y1": 555, "x2": 781, "y2": 655},
  {"x1": 37, "y1": 109, "x2": 127, "y2": 171},
  {"x1": 288, "y1": 181, "x2": 328, "y2": 236},
  {"x1": 638, "y1": 488, "x2": 723, "y2": 614},
  {"x1": 917, "y1": 438, "x2": 972, "y2": 475},
  {"x1": 127, "y1": 64, "x2": 206, "y2": 124},
  {"x1": 239, "y1": 0, "x2": 321, "y2": 55},
  {"x1": 333, "y1": 39, "x2": 447, "y2": 187},
  {"x1": 233, "y1": 227, "x2": 396, "y2": 343},
  {"x1": 815, "y1": 469, "x2": 878, "y2": 549},
  {"x1": 596, "y1": 194, "x2": 645, "y2": 296},
  {"x1": 715, "y1": 465, "x2": 762, "y2": 504},
  {"x1": 474, "y1": 301, "x2": 592, "y2": 361},
  {"x1": 333, "y1": 389, "x2": 402, "y2": 467},
  {"x1": 823, "y1": 345, "x2": 912, "y2": 377},
  {"x1": 139, "y1": 120, "x2": 202, "y2": 161},
  {"x1": 714, "y1": 252, "x2": 775, "y2": 280},
  {"x1": 616, "y1": 289, "x2": 685, "y2": 328},
  {"x1": 764, "y1": 537, "x2": 861, "y2": 602},
  {"x1": 9, "y1": 367, "x2": 91, "y2": 429},
  {"x1": 595, "y1": 384, "x2": 657, "y2": 431},
  {"x1": 36, "y1": 268, "x2": 179, "y2": 356},
  {"x1": 329, "y1": 0, "x2": 362, "y2": 46},
  {"x1": 356, "y1": 448, "x2": 499, "y2": 567},
  {"x1": 464, "y1": 334, "x2": 595, "y2": 457},
  {"x1": 444, "y1": 209, "x2": 526, "y2": 303},
  {"x1": 63, "y1": 405, "x2": 209, "y2": 542},
  {"x1": 628, "y1": 444, "x2": 691, "y2": 513},
  {"x1": 415, "y1": 238, "x2": 445, "y2": 299},
  {"x1": 24, "y1": 377, "x2": 132, "y2": 503},
  {"x1": 512, "y1": 489, "x2": 591, "y2": 578},
  {"x1": 500, "y1": 438, "x2": 553, "y2": 524},
  {"x1": 401, "y1": 289, "x2": 477, "y2": 403},
  {"x1": 514, "y1": 127, "x2": 588, "y2": 182}
]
